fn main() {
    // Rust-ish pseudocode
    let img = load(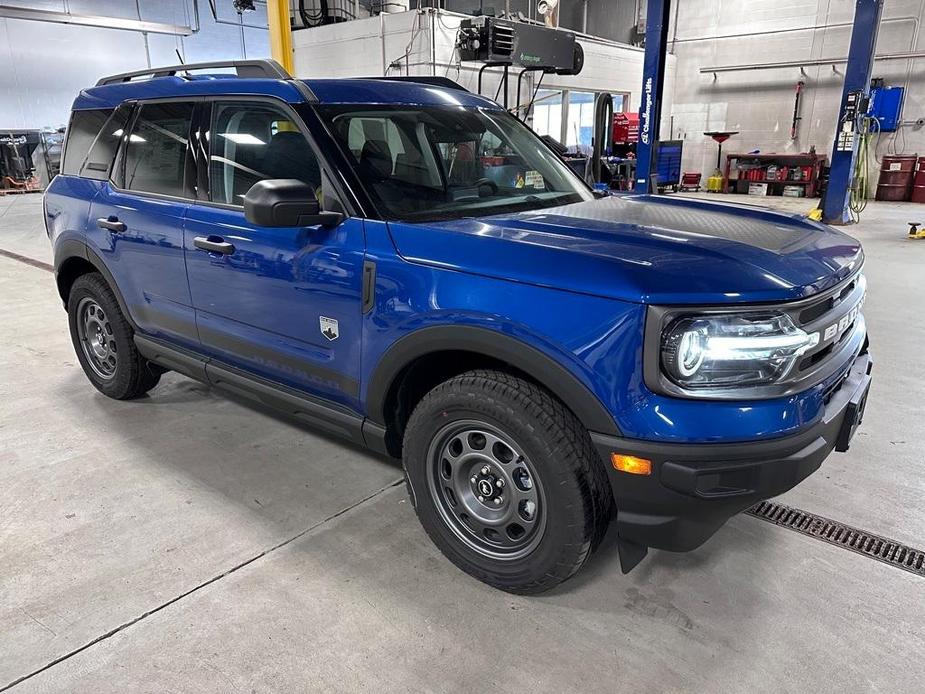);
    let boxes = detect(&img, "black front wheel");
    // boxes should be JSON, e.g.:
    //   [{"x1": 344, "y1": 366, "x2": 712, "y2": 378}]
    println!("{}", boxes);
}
[{"x1": 403, "y1": 370, "x2": 613, "y2": 594}]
